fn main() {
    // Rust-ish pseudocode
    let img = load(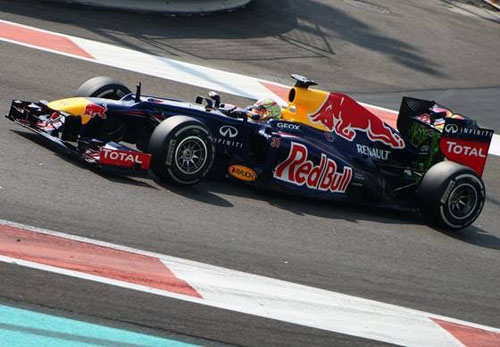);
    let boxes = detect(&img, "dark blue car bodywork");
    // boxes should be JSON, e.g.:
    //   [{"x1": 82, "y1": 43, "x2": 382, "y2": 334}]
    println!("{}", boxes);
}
[
  {"x1": 7, "y1": 77, "x2": 493, "y2": 217},
  {"x1": 7, "y1": 74, "x2": 495, "y2": 230},
  {"x1": 7, "y1": 91, "x2": 420, "y2": 210},
  {"x1": 121, "y1": 94, "x2": 421, "y2": 207}
]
